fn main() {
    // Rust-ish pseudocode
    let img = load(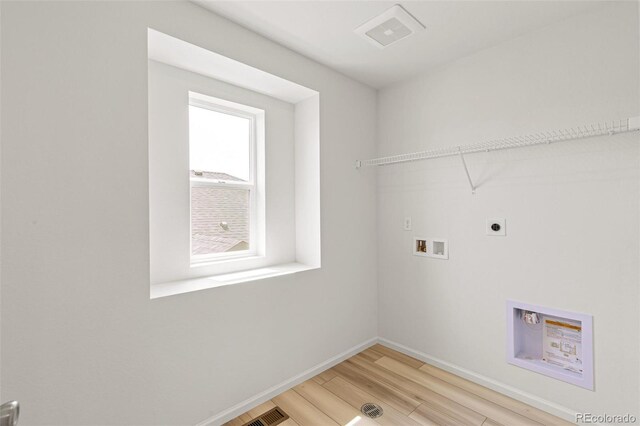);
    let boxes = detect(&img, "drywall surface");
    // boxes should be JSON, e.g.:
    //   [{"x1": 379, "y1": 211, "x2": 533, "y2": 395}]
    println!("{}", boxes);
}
[
  {"x1": 0, "y1": 1, "x2": 377, "y2": 424},
  {"x1": 294, "y1": 95, "x2": 321, "y2": 268},
  {"x1": 376, "y1": 3, "x2": 639, "y2": 418}
]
